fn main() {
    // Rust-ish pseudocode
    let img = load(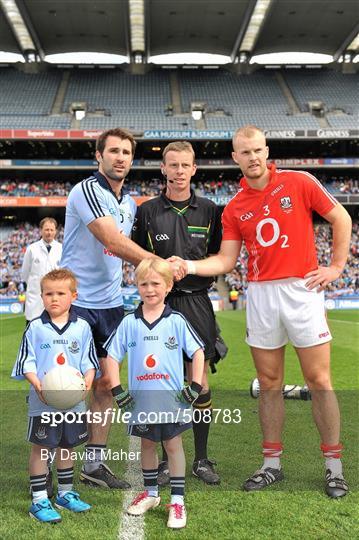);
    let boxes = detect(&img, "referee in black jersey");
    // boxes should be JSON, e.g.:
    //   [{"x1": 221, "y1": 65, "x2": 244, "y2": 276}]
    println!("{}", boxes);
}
[{"x1": 132, "y1": 141, "x2": 222, "y2": 485}]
